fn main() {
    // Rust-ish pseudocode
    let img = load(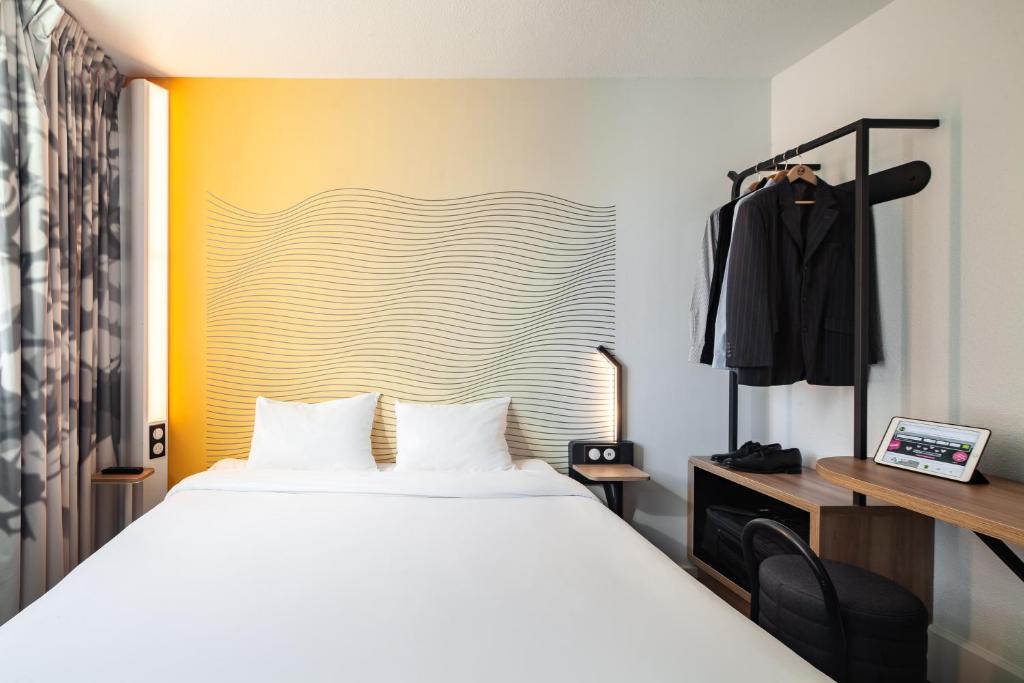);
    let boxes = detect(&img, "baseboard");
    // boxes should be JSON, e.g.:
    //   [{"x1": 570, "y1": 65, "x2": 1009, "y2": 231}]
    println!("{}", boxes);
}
[{"x1": 929, "y1": 625, "x2": 1024, "y2": 683}]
